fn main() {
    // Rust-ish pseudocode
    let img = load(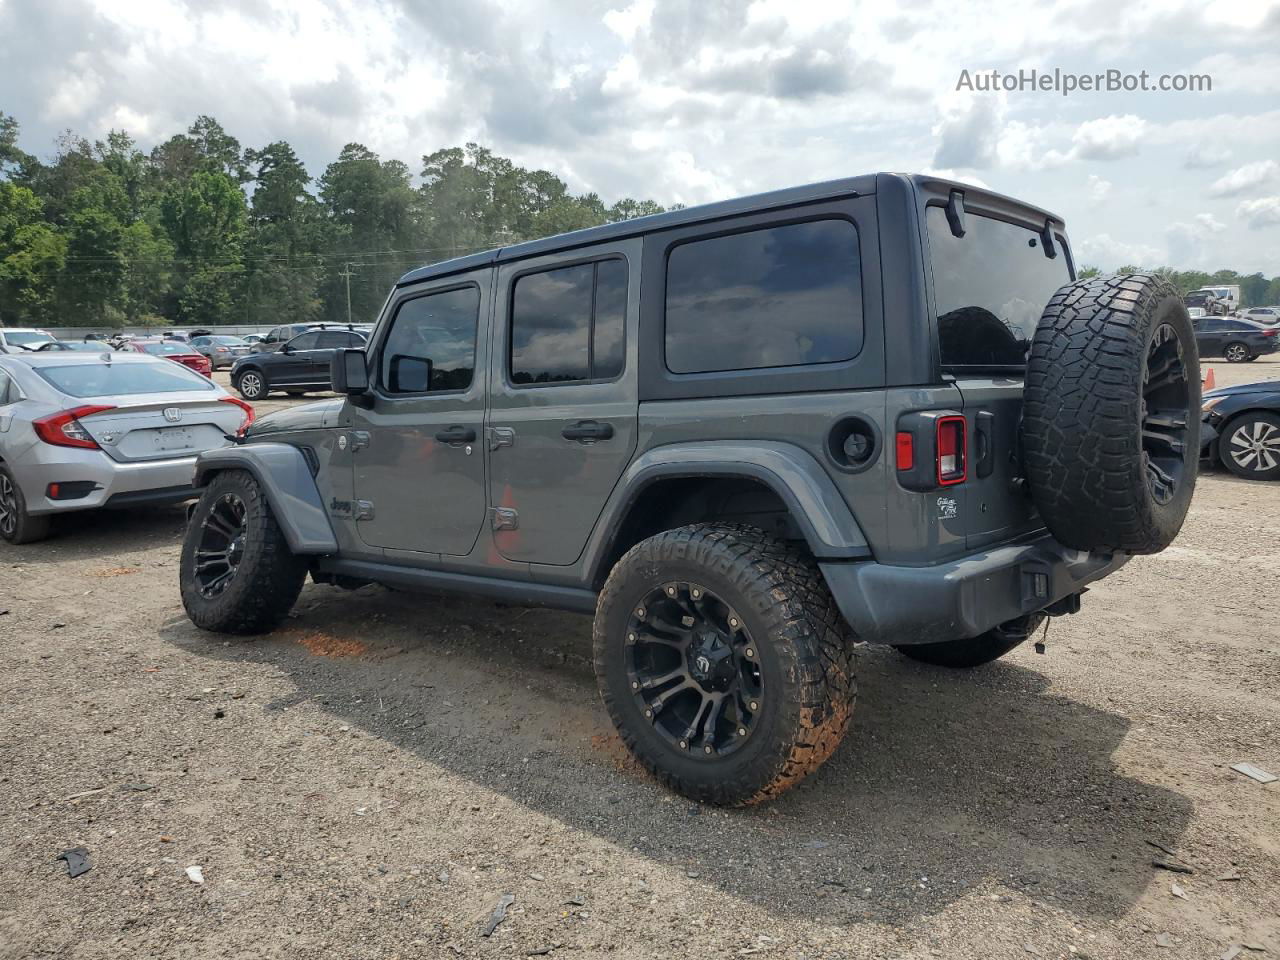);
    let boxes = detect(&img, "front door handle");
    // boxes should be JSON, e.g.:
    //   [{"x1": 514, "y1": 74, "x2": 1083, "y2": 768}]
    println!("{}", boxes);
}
[
  {"x1": 435, "y1": 425, "x2": 477, "y2": 444},
  {"x1": 562, "y1": 420, "x2": 614, "y2": 442}
]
